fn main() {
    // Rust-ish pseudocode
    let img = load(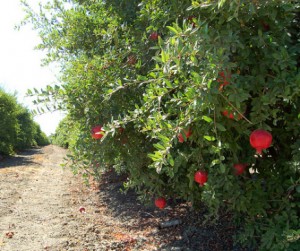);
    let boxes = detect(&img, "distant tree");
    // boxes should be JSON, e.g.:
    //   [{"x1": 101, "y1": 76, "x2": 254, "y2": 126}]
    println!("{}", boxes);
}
[
  {"x1": 0, "y1": 87, "x2": 49, "y2": 155},
  {"x1": 0, "y1": 88, "x2": 18, "y2": 155},
  {"x1": 33, "y1": 122, "x2": 50, "y2": 146},
  {"x1": 15, "y1": 105, "x2": 36, "y2": 149},
  {"x1": 51, "y1": 115, "x2": 79, "y2": 149}
]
